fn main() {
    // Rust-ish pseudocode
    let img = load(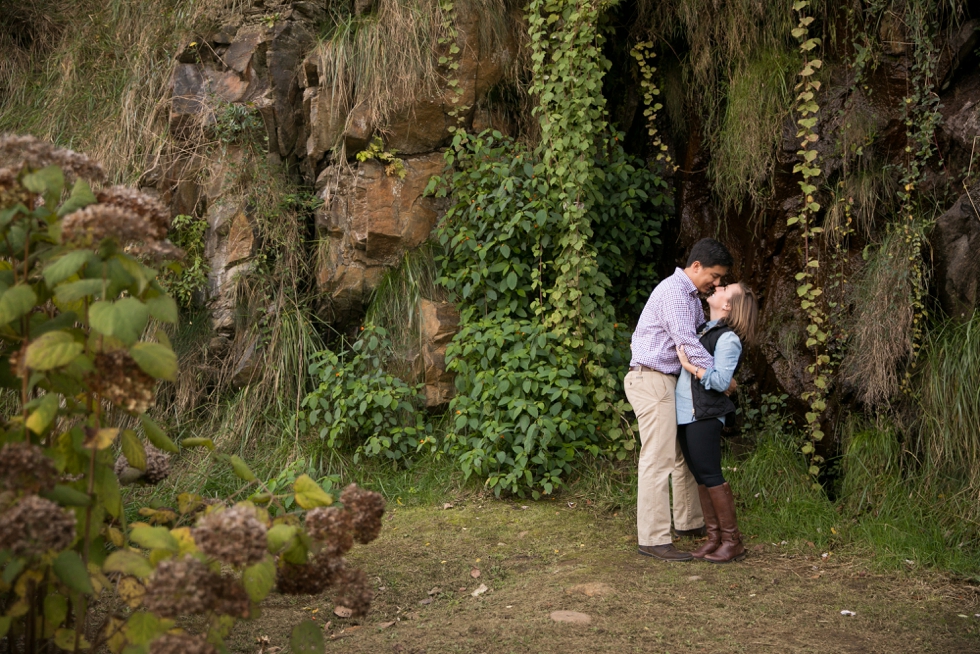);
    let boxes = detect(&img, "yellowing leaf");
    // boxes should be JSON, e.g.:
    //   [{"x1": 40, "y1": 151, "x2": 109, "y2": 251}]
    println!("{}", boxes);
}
[
  {"x1": 293, "y1": 474, "x2": 332, "y2": 509},
  {"x1": 117, "y1": 576, "x2": 145, "y2": 609},
  {"x1": 85, "y1": 428, "x2": 119, "y2": 450}
]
